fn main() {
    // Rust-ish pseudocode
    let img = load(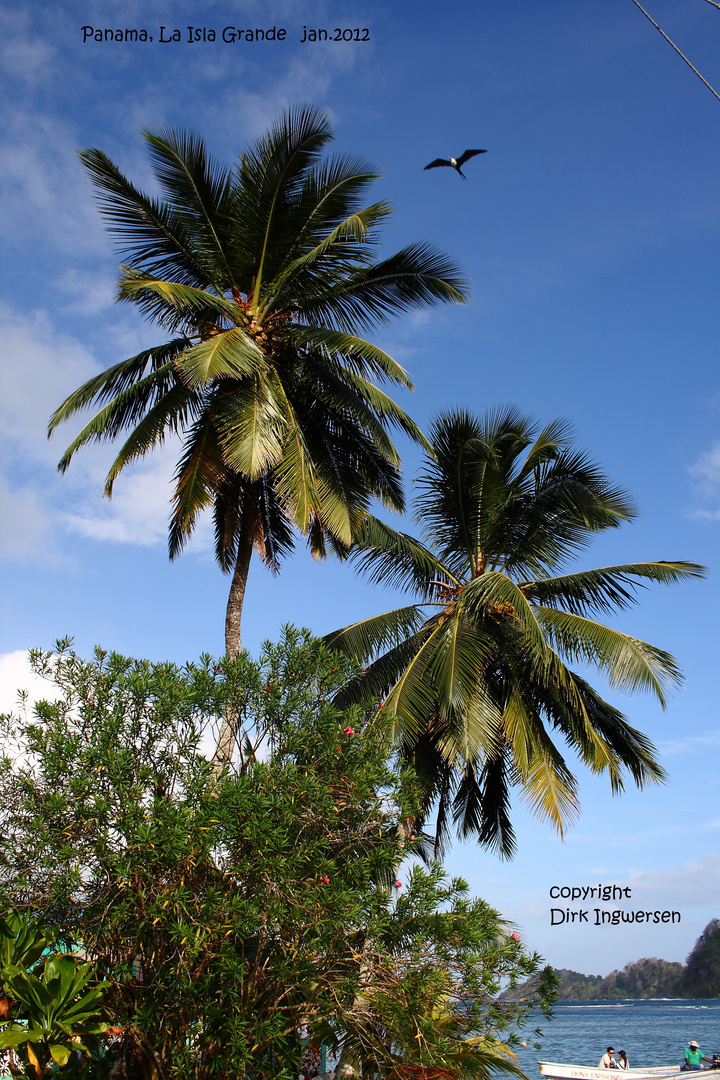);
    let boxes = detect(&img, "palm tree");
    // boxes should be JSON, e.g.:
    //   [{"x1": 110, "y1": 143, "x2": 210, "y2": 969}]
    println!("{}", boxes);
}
[
  {"x1": 49, "y1": 107, "x2": 468, "y2": 662},
  {"x1": 326, "y1": 407, "x2": 706, "y2": 858}
]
